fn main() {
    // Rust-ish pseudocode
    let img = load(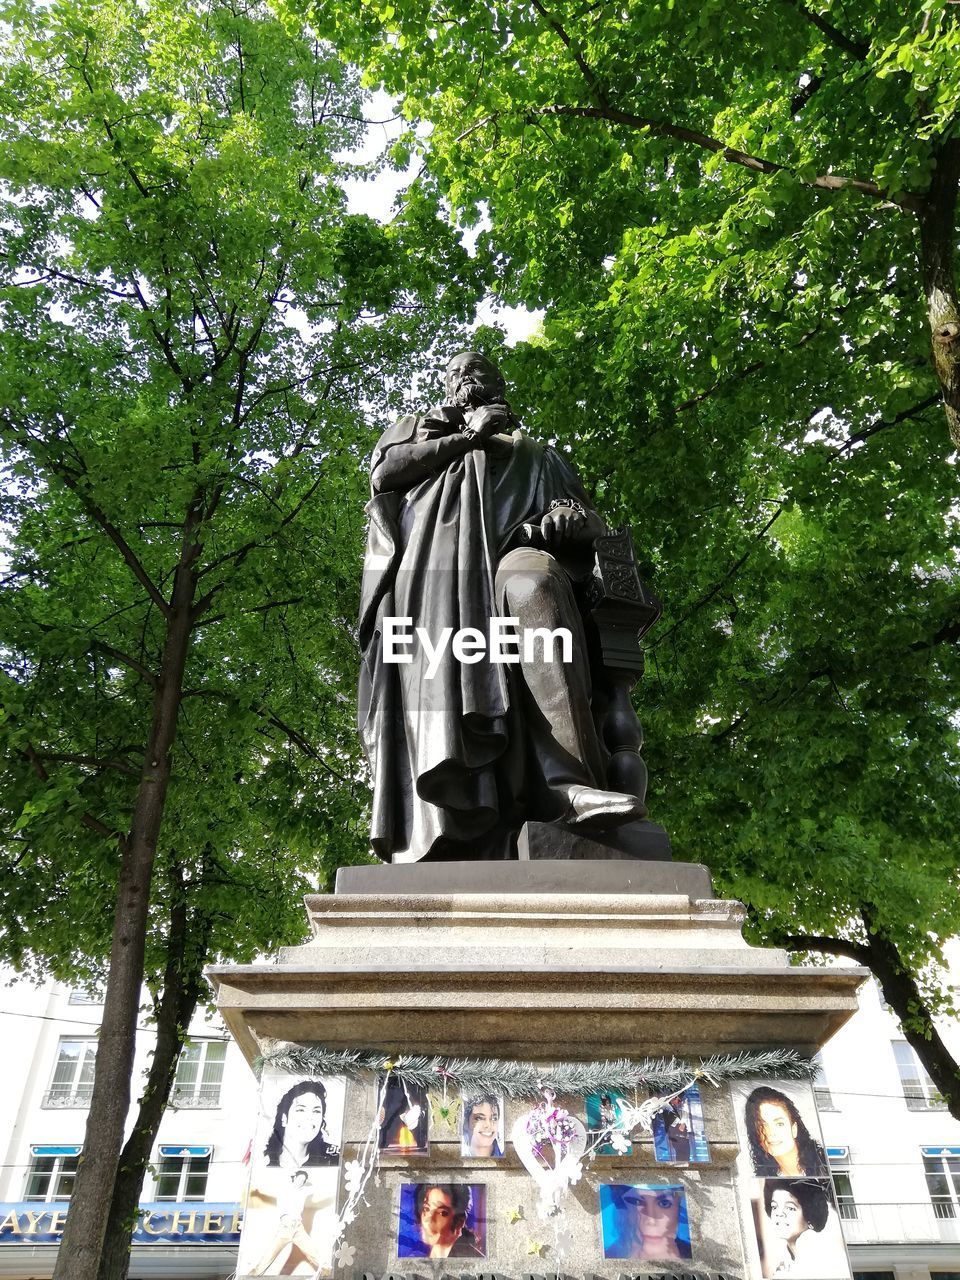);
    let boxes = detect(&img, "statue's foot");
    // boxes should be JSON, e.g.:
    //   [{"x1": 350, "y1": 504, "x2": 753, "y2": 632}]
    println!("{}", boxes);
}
[{"x1": 556, "y1": 785, "x2": 647, "y2": 830}]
